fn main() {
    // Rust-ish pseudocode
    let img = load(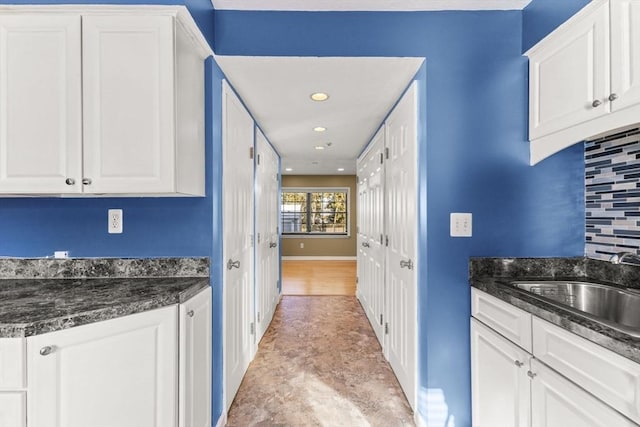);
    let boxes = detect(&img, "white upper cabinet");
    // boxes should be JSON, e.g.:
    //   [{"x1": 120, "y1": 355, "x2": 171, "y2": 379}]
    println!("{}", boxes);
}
[
  {"x1": 527, "y1": 0, "x2": 640, "y2": 165},
  {"x1": 0, "y1": 6, "x2": 212, "y2": 196},
  {"x1": 528, "y1": 0, "x2": 609, "y2": 142},
  {"x1": 0, "y1": 15, "x2": 82, "y2": 194}
]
